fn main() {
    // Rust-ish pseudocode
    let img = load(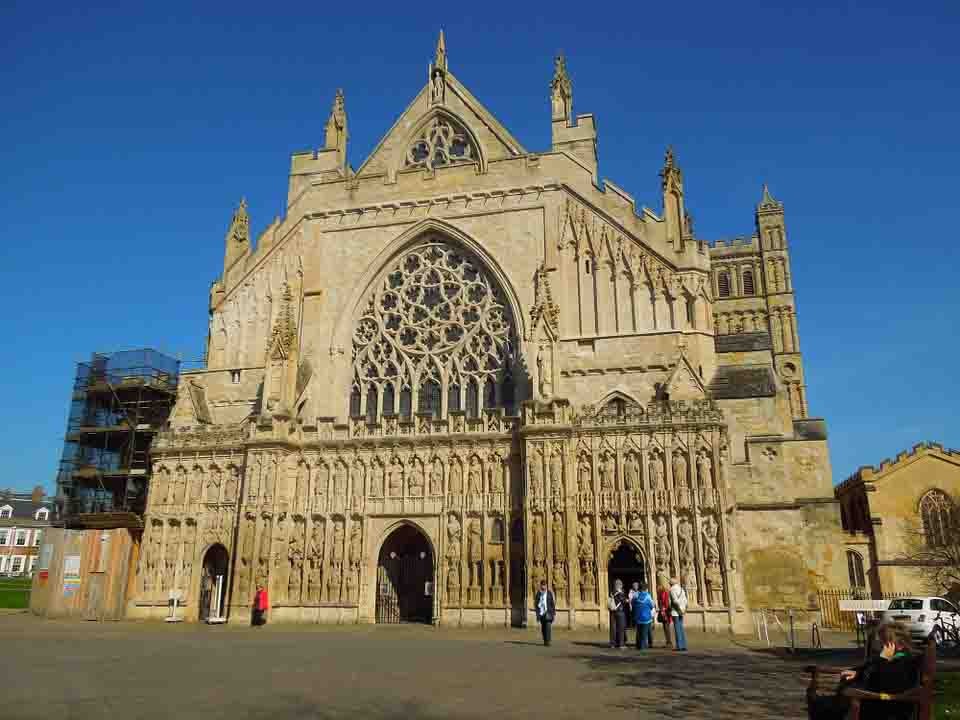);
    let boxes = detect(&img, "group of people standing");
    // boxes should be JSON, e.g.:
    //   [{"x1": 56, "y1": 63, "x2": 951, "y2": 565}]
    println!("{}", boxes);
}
[
  {"x1": 609, "y1": 578, "x2": 688, "y2": 651},
  {"x1": 534, "y1": 577, "x2": 689, "y2": 650}
]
